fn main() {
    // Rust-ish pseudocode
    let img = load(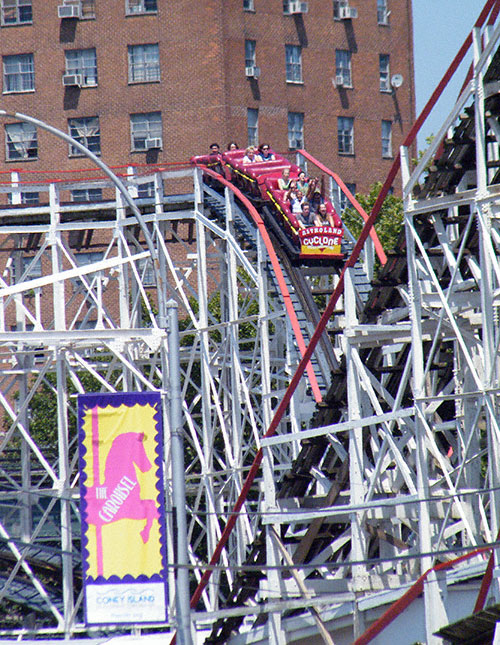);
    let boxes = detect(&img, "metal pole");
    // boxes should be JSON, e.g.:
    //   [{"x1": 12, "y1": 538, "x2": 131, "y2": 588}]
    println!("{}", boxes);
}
[{"x1": 167, "y1": 300, "x2": 193, "y2": 645}]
